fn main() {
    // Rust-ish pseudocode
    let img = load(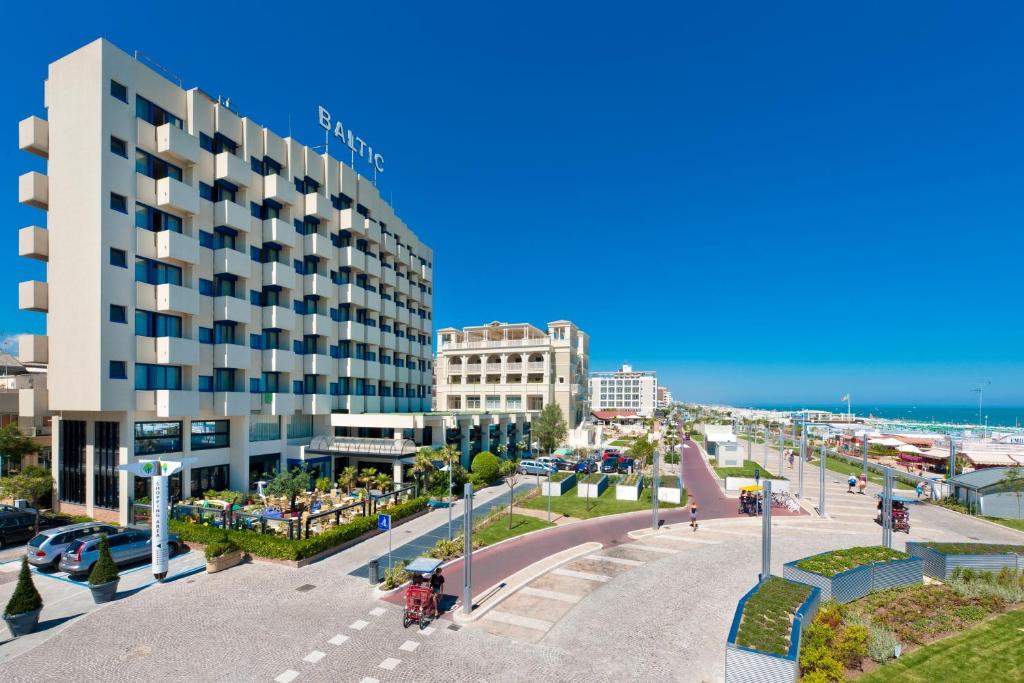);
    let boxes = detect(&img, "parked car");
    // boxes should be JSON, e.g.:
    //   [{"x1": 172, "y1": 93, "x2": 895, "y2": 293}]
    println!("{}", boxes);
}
[
  {"x1": 539, "y1": 456, "x2": 572, "y2": 471},
  {"x1": 27, "y1": 522, "x2": 119, "y2": 570},
  {"x1": 0, "y1": 509, "x2": 38, "y2": 549},
  {"x1": 59, "y1": 528, "x2": 182, "y2": 579},
  {"x1": 575, "y1": 458, "x2": 597, "y2": 474},
  {"x1": 600, "y1": 458, "x2": 620, "y2": 474},
  {"x1": 517, "y1": 460, "x2": 557, "y2": 476},
  {"x1": 601, "y1": 449, "x2": 622, "y2": 461},
  {"x1": 617, "y1": 458, "x2": 637, "y2": 474}
]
